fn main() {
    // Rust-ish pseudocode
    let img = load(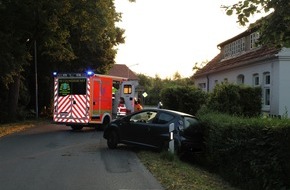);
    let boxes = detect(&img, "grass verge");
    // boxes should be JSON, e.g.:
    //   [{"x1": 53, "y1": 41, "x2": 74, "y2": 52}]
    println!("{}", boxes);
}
[
  {"x1": 0, "y1": 120, "x2": 38, "y2": 138},
  {"x1": 136, "y1": 150, "x2": 239, "y2": 190}
]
